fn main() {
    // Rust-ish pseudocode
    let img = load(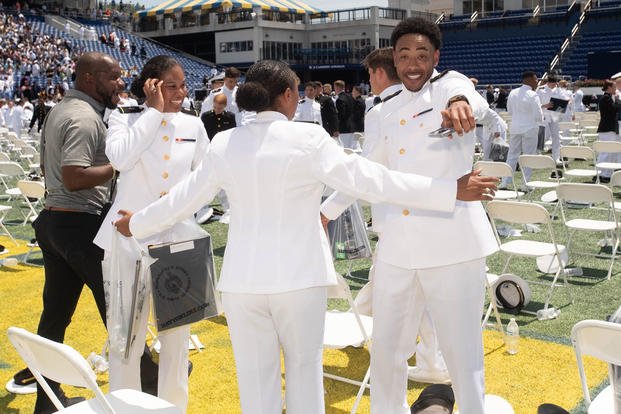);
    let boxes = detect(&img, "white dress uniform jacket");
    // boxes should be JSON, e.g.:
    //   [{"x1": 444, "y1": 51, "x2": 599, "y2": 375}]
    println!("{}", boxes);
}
[
  {"x1": 294, "y1": 98, "x2": 322, "y2": 125},
  {"x1": 129, "y1": 111, "x2": 459, "y2": 295},
  {"x1": 507, "y1": 84, "x2": 544, "y2": 135},
  {"x1": 94, "y1": 106, "x2": 209, "y2": 250},
  {"x1": 322, "y1": 70, "x2": 498, "y2": 270}
]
